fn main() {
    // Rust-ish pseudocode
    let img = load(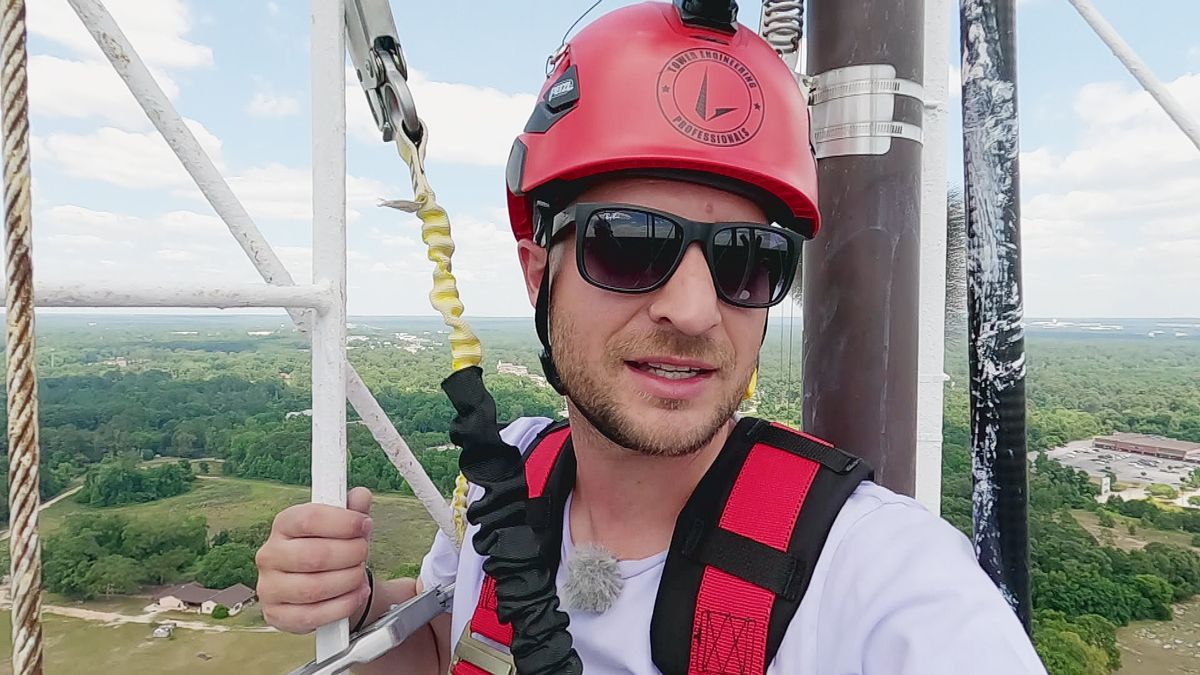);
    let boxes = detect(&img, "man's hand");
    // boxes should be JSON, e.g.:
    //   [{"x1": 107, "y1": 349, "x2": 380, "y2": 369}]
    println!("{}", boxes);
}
[{"x1": 256, "y1": 486, "x2": 374, "y2": 634}]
